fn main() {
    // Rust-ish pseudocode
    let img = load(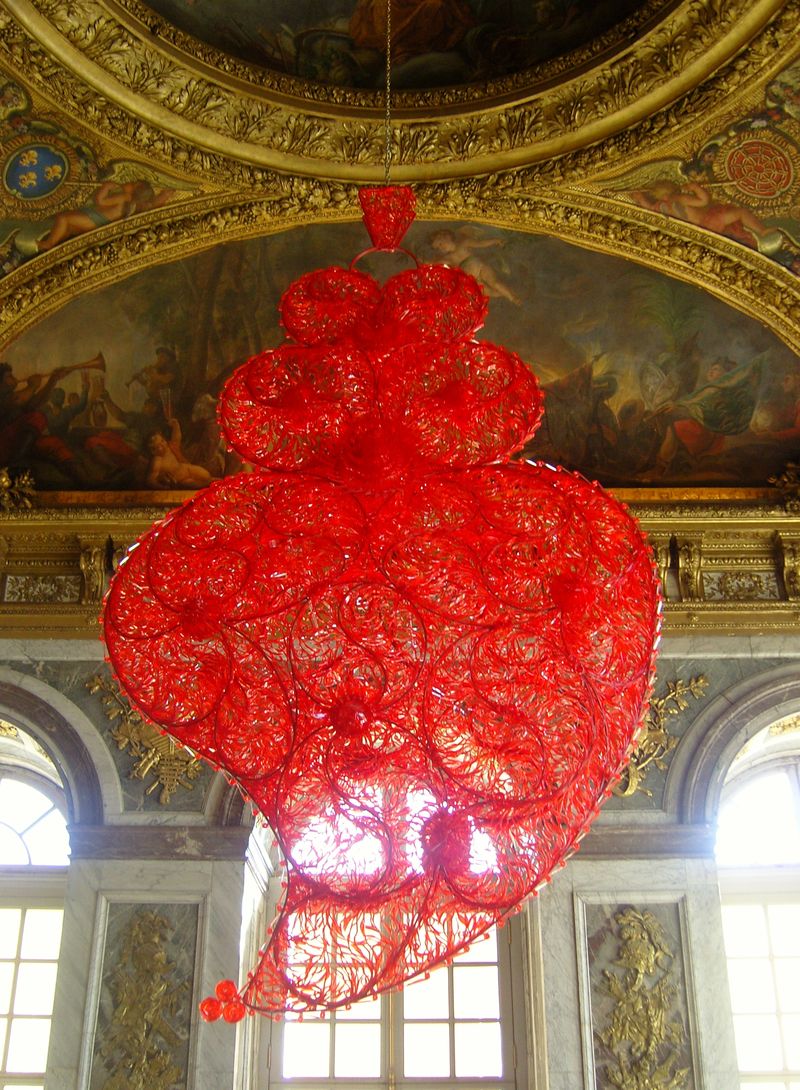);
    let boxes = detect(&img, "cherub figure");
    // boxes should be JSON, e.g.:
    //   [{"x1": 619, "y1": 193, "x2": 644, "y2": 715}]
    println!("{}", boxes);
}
[
  {"x1": 146, "y1": 418, "x2": 212, "y2": 489},
  {"x1": 429, "y1": 228, "x2": 522, "y2": 304}
]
